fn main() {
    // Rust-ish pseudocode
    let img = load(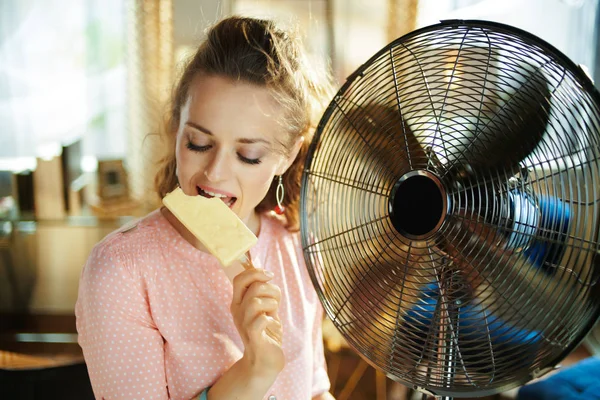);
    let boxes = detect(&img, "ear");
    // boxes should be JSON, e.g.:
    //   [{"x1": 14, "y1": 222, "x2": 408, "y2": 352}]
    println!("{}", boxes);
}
[{"x1": 276, "y1": 136, "x2": 305, "y2": 176}]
